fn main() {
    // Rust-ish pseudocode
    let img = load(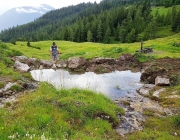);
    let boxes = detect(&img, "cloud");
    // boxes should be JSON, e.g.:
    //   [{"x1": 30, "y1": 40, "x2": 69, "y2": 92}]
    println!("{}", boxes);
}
[
  {"x1": 16, "y1": 7, "x2": 39, "y2": 13},
  {"x1": 41, "y1": 7, "x2": 51, "y2": 11}
]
